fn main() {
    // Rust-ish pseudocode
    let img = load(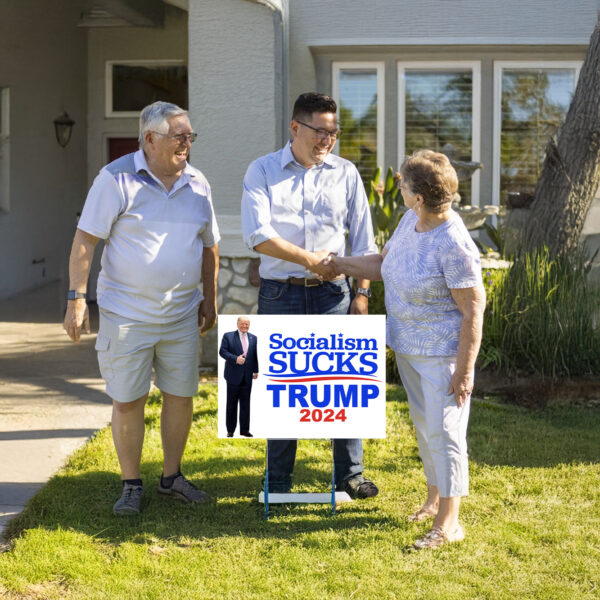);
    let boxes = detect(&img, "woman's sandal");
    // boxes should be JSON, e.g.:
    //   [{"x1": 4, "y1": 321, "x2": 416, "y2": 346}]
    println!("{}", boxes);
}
[
  {"x1": 413, "y1": 525, "x2": 465, "y2": 549},
  {"x1": 408, "y1": 506, "x2": 437, "y2": 522}
]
